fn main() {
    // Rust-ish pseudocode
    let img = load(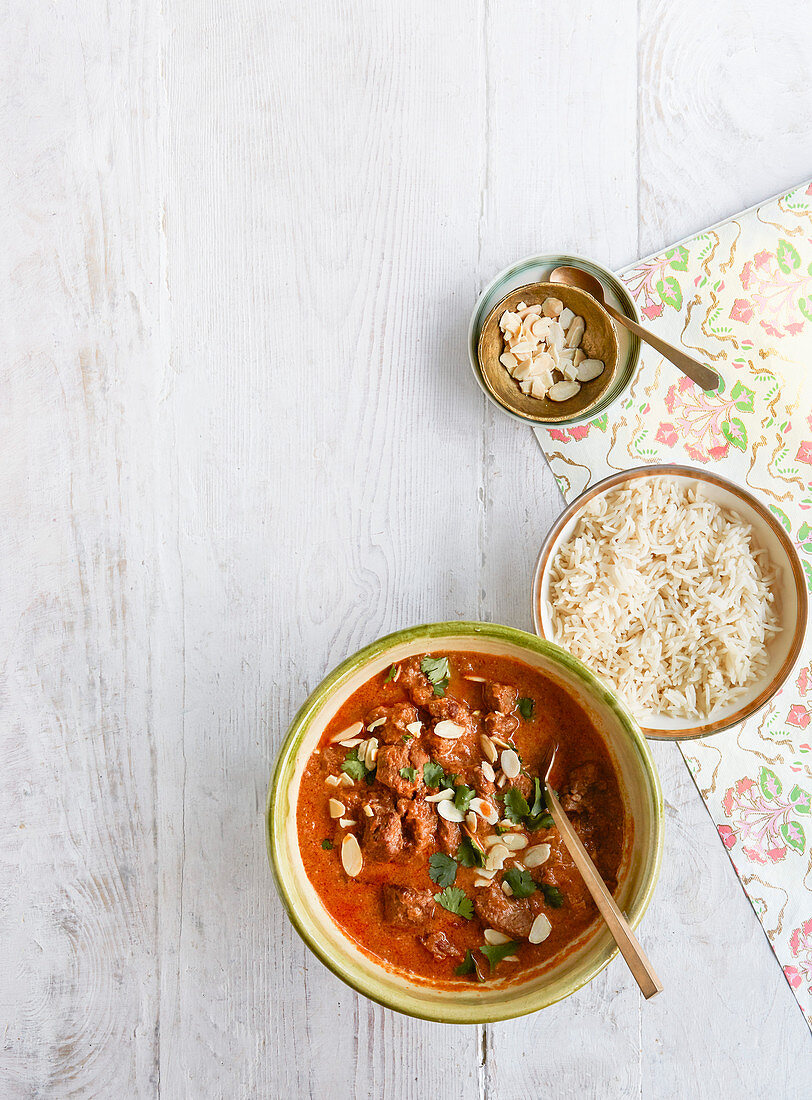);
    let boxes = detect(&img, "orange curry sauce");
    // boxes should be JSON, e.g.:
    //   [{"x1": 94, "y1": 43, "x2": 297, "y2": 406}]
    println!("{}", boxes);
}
[{"x1": 297, "y1": 651, "x2": 627, "y2": 986}]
